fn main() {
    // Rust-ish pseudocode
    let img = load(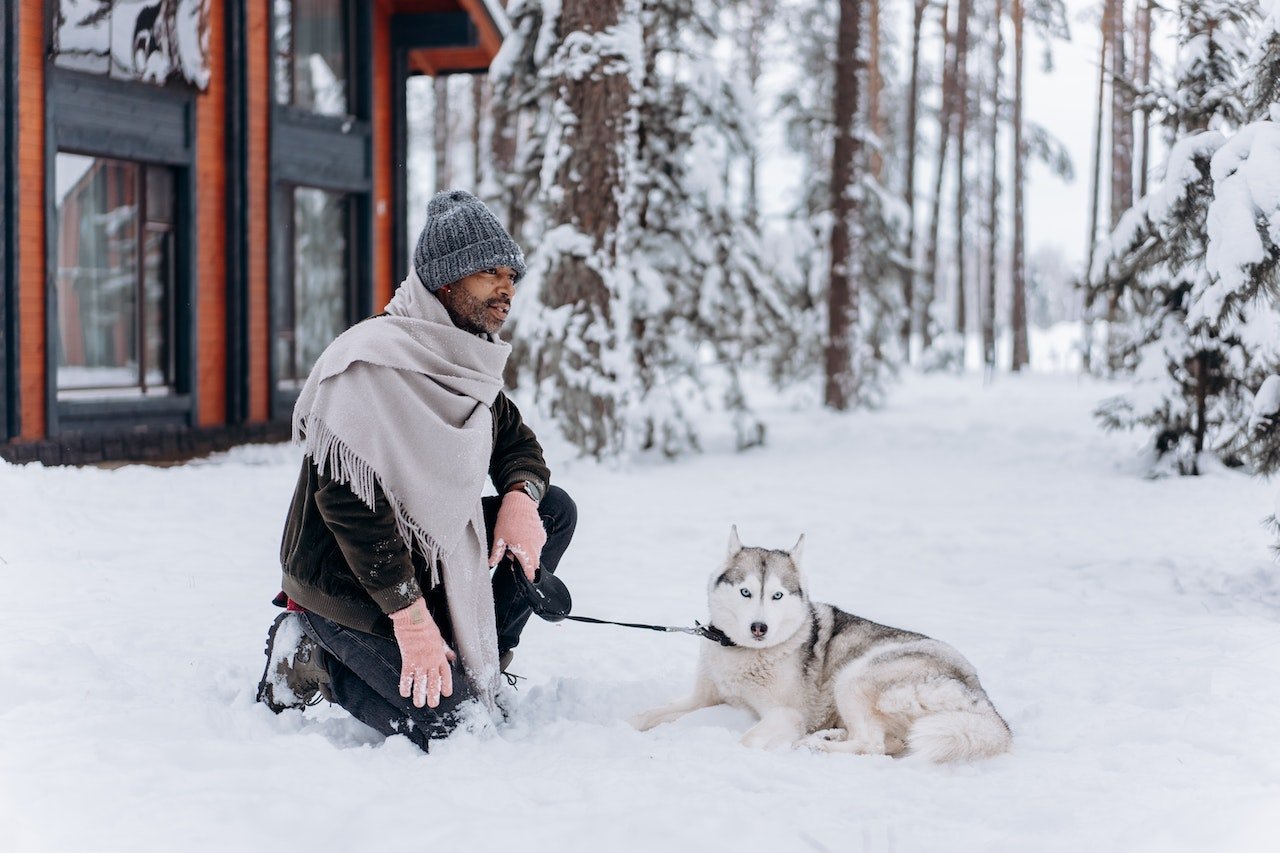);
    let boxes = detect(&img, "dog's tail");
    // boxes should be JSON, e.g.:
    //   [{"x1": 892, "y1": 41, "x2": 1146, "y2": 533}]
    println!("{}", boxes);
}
[{"x1": 906, "y1": 708, "x2": 1012, "y2": 763}]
